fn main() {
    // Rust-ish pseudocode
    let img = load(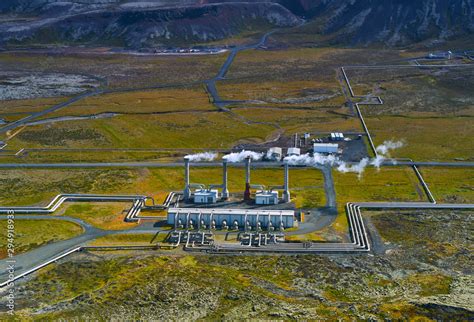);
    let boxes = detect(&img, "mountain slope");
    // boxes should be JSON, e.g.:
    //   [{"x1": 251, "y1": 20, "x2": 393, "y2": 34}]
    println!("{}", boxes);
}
[
  {"x1": 278, "y1": 0, "x2": 474, "y2": 46},
  {"x1": 0, "y1": 2, "x2": 302, "y2": 48},
  {"x1": 0, "y1": 0, "x2": 473, "y2": 48}
]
